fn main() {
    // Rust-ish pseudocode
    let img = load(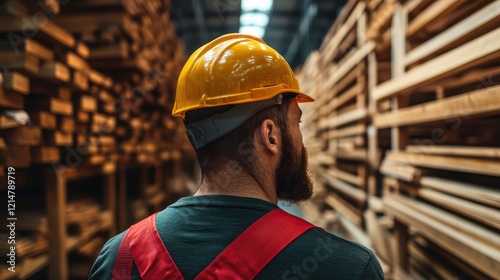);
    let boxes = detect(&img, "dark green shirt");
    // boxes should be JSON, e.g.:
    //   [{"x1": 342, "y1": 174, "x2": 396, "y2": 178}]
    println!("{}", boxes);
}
[{"x1": 90, "y1": 195, "x2": 384, "y2": 279}]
